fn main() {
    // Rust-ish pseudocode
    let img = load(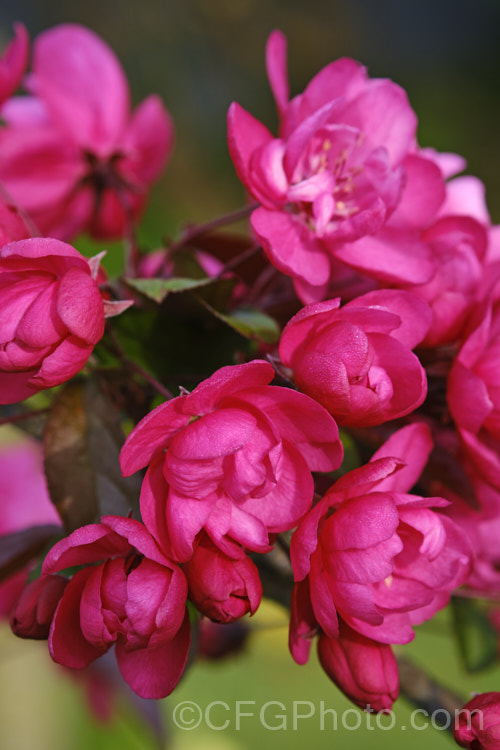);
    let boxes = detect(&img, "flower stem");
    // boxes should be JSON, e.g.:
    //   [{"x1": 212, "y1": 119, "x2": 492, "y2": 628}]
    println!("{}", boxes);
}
[{"x1": 168, "y1": 203, "x2": 257, "y2": 254}]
